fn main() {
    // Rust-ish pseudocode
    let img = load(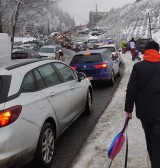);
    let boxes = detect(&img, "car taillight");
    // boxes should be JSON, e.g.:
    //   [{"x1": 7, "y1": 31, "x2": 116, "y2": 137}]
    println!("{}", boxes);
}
[
  {"x1": 71, "y1": 66, "x2": 77, "y2": 70},
  {"x1": 94, "y1": 63, "x2": 108, "y2": 69},
  {"x1": 0, "y1": 105, "x2": 22, "y2": 127},
  {"x1": 115, "y1": 52, "x2": 118, "y2": 57}
]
